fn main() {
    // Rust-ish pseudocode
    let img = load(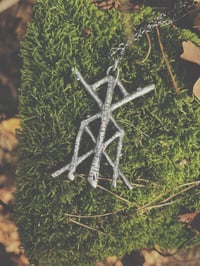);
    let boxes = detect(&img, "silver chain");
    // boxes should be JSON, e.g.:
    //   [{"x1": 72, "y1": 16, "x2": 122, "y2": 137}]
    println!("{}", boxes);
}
[{"x1": 110, "y1": 0, "x2": 196, "y2": 61}]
